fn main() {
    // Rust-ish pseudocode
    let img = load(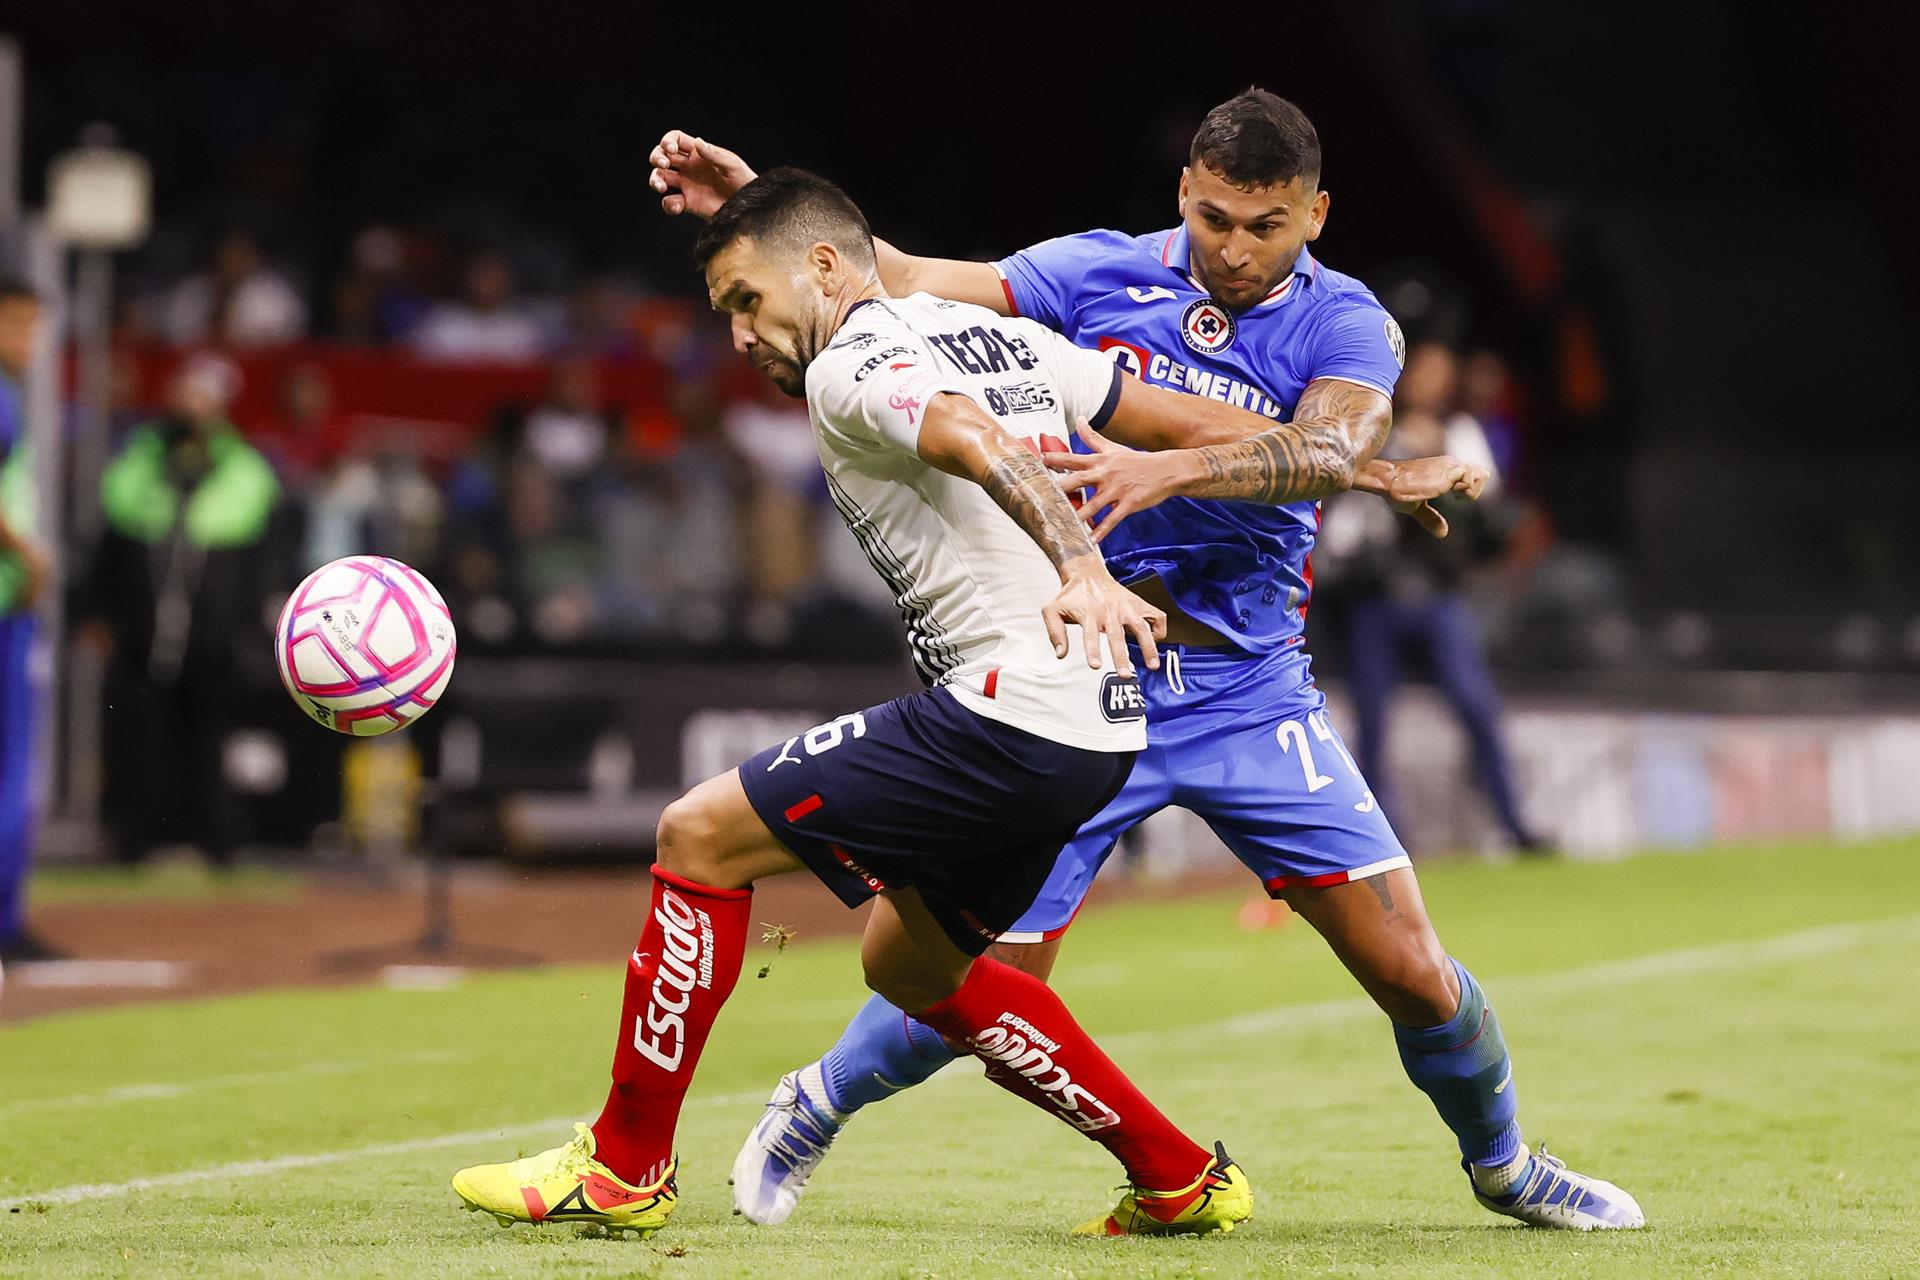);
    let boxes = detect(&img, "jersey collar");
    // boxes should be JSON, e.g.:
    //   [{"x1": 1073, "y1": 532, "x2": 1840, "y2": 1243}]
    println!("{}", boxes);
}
[{"x1": 1160, "y1": 227, "x2": 1317, "y2": 308}]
